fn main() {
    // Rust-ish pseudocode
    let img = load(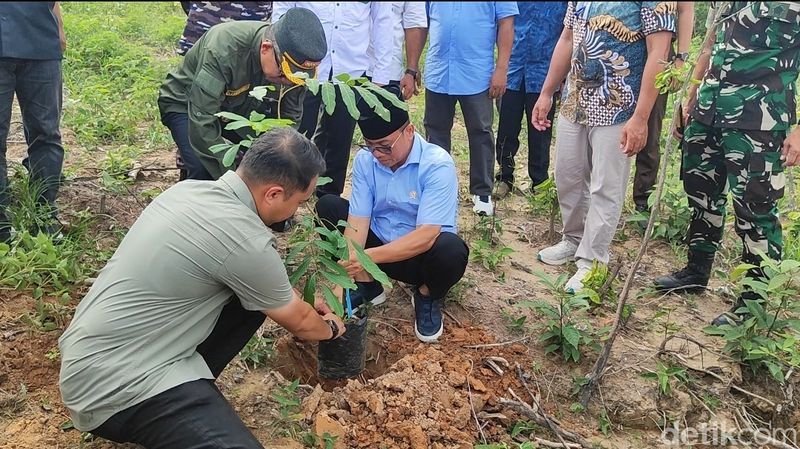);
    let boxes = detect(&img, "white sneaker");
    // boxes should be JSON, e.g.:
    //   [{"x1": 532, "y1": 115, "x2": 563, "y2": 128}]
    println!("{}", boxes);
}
[
  {"x1": 565, "y1": 264, "x2": 592, "y2": 294},
  {"x1": 537, "y1": 240, "x2": 578, "y2": 266},
  {"x1": 472, "y1": 195, "x2": 494, "y2": 216}
]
